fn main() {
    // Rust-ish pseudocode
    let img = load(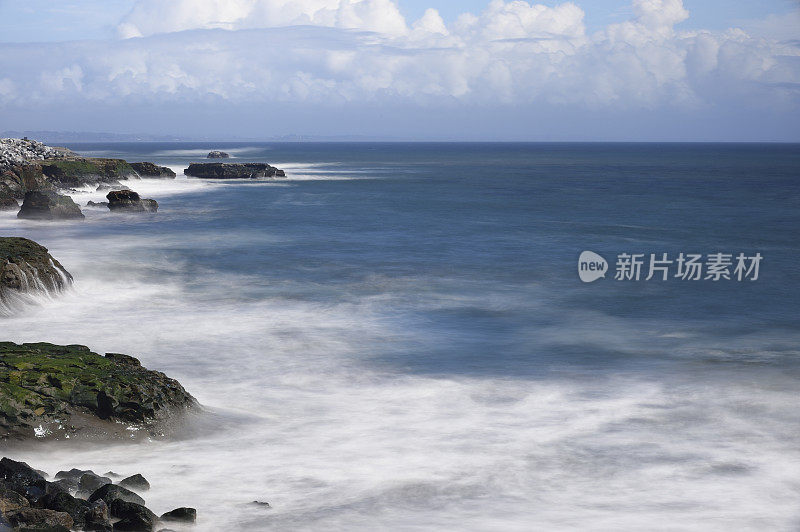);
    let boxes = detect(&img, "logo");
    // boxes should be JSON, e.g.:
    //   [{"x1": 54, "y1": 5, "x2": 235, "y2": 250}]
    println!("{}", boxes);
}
[{"x1": 578, "y1": 251, "x2": 608, "y2": 283}]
